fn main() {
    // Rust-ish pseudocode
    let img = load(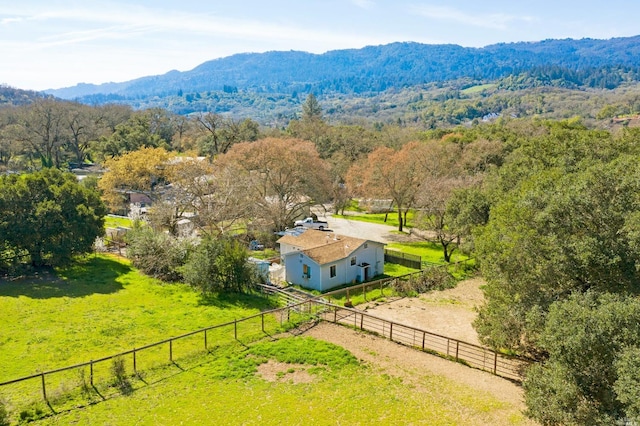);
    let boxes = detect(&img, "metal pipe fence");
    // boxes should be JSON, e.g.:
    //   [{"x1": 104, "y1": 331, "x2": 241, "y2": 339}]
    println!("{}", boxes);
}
[{"x1": 317, "y1": 303, "x2": 532, "y2": 382}]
